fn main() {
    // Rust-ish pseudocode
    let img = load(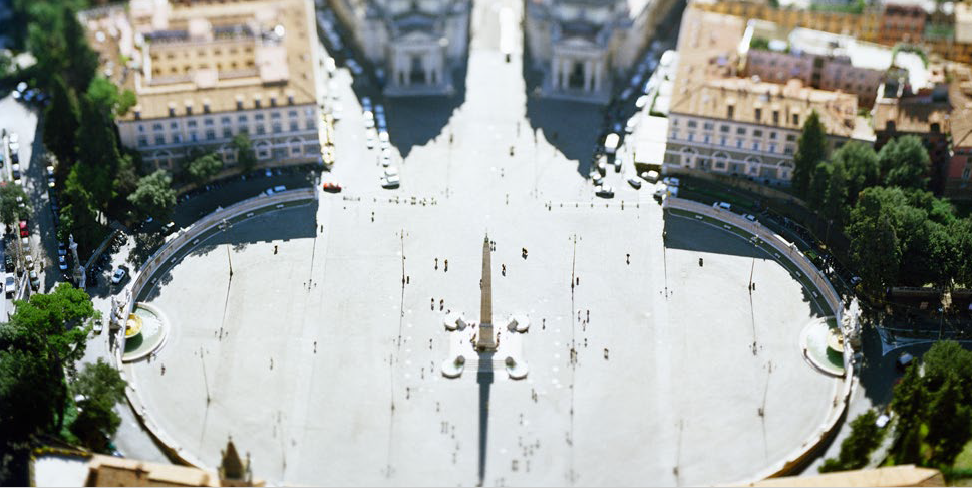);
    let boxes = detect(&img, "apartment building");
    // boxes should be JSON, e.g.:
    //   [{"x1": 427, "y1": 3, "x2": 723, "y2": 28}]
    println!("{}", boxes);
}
[
  {"x1": 879, "y1": 3, "x2": 926, "y2": 45},
  {"x1": 81, "y1": 0, "x2": 322, "y2": 172},
  {"x1": 327, "y1": 0, "x2": 470, "y2": 96},
  {"x1": 741, "y1": 21, "x2": 899, "y2": 107},
  {"x1": 664, "y1": 8, "x2": 874, "y2": 185},
  {"x1": 524, "y1": 0, "x2": 678, "y2": 103},
  {"x1": 946, "y1": 63, "x2": 972, "y2": 199}
]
